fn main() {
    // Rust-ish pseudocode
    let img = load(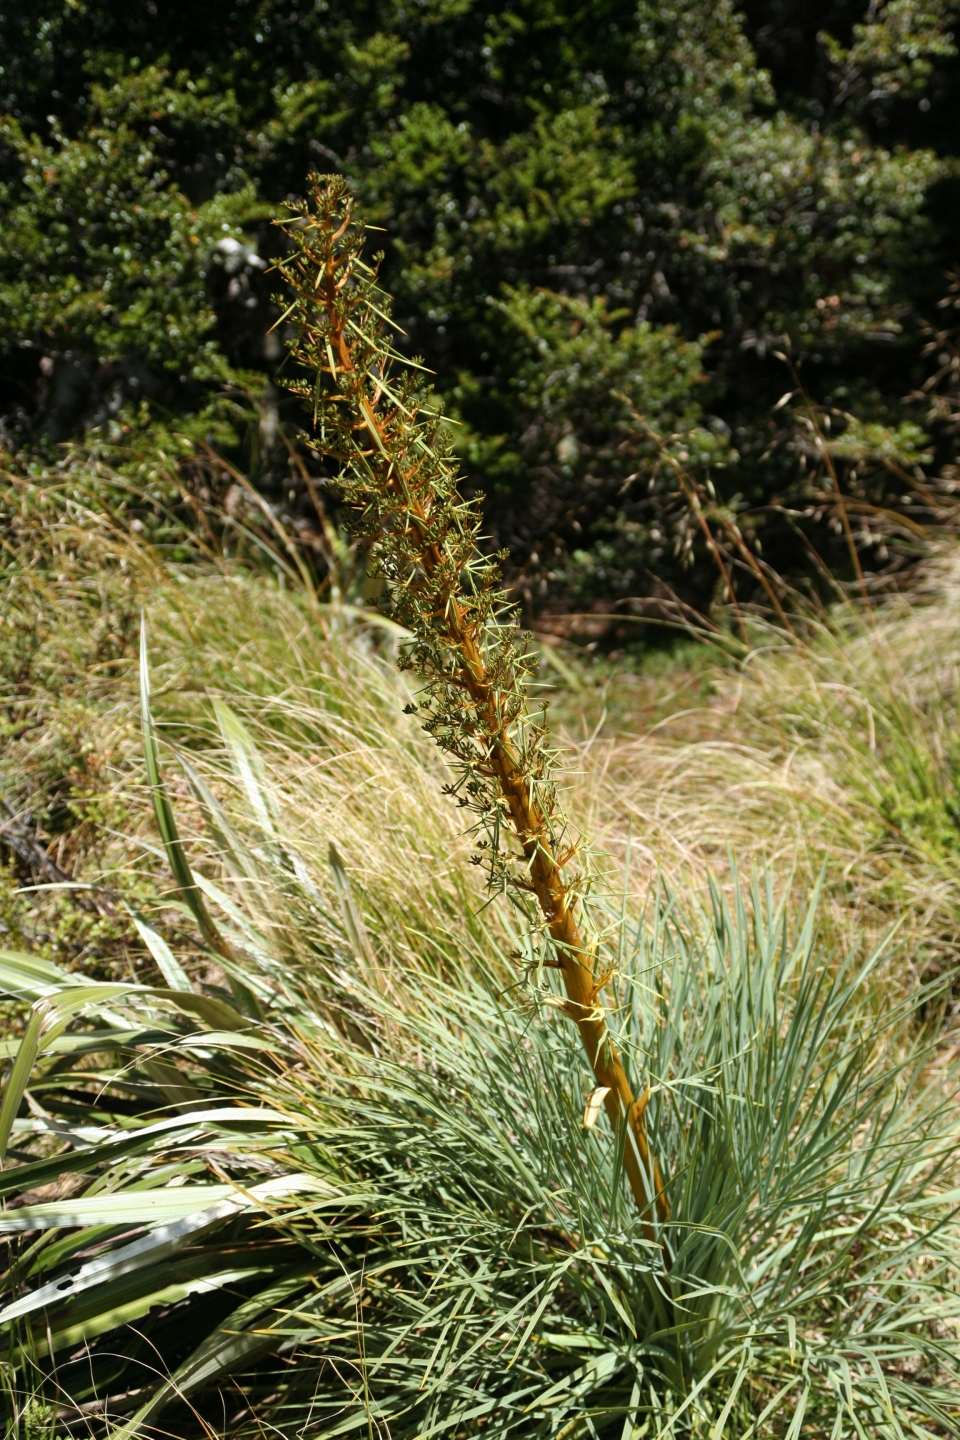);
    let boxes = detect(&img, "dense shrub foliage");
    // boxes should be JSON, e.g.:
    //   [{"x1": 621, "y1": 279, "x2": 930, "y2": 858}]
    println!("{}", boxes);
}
[{"x1": 1, "y1": 0, "x2": 959, "y2": 613}]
